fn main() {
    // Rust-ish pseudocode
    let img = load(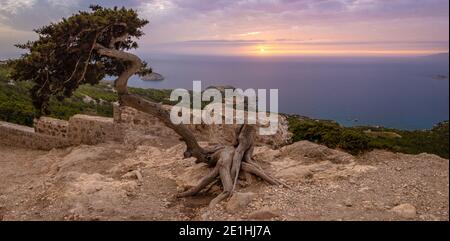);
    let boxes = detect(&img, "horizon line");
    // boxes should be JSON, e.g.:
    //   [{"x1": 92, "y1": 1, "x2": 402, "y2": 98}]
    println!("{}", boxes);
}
[{"x1": 1, "y1": 51, "x2": 449, "y2": 61}]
